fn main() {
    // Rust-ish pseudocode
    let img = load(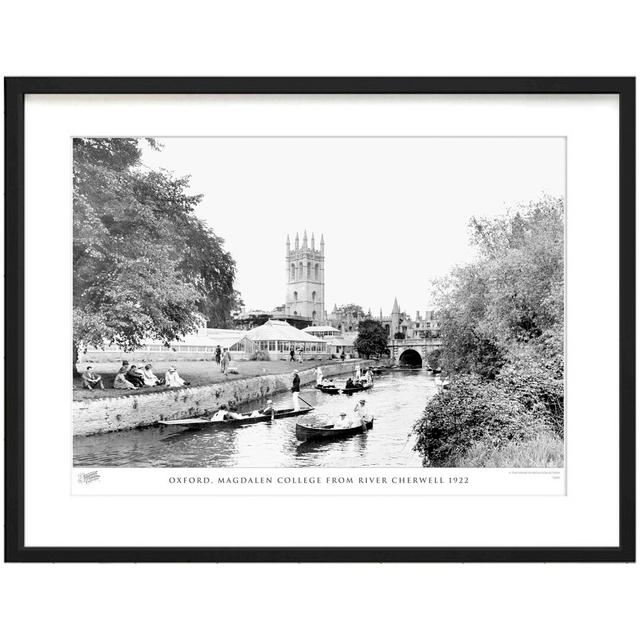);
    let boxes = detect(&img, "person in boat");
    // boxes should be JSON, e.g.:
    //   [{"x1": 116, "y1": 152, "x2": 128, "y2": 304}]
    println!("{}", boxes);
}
[
  {"x1": 291, "y1": 370, "x2": 301, "y2": 411},
  {"x1": 247, "y1": 399, "x2": 273, "y2": 419},
  {"x1": 252, "y1": 399, "x2": 276, "y2": 419},
  {"x1": 211, "y1": 404, "x2": 229, "y2": 421},
  {"x1": 114, "y1": 366, "x2": 135, "y2": 390},
  {"x1": 141, "y1": 364, "x2": 162, "y2": 386},
  {"x1": 125, "y1": 365, "x2": 146, "y2": 388},
  {"x1": 345, "y1": 377, "x2": 356, "y2": 389},
  {"x1": 165, "y1": 366, "x2": 188, "y2": 388},
  {"x1": 225, "y1": 399, "x2": 245, "y2": 420},
  {"x1": 333, "y1": 411, "x2": 353, "y2": 429},
  {"x1": 365, "y1": 369, "x2": 374, "y2": 385},
  {"x1": 81, "y1": 366, "x2": 104, "y2": 390},
  {"x1": 334, "y1": 412, "x2": 351, "y2": 429},
  {"x1": 315, "y1": 366, "x2": 323, "y2": 386},
  {"x1": 353, "y1": 398, "x2": 373, "y2": 427},
  {"x1": 261, "y1": 399, "x2": 275, "y2": 414},
  {"x1": 355, "y1": 363, "x2": 362, "y2": 380}
]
